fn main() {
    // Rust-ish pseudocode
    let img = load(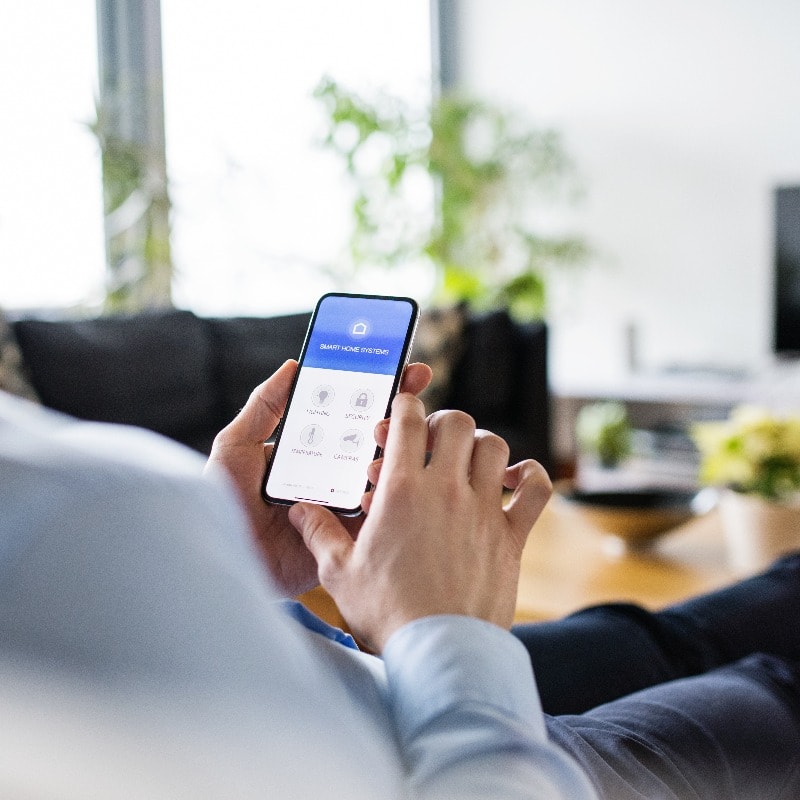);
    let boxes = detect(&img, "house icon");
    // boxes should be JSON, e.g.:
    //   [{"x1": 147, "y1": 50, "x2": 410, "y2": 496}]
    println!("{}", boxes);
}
[{"x1": 351, "y1": 322, "x2": 368, "y2": 336}]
